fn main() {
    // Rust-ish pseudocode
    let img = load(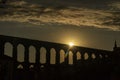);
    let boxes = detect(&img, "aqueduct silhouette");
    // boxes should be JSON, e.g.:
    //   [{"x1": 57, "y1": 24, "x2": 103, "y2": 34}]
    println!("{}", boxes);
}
[{"x1": 0, "y1": 35, "x2": 120, "y2": 80}]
